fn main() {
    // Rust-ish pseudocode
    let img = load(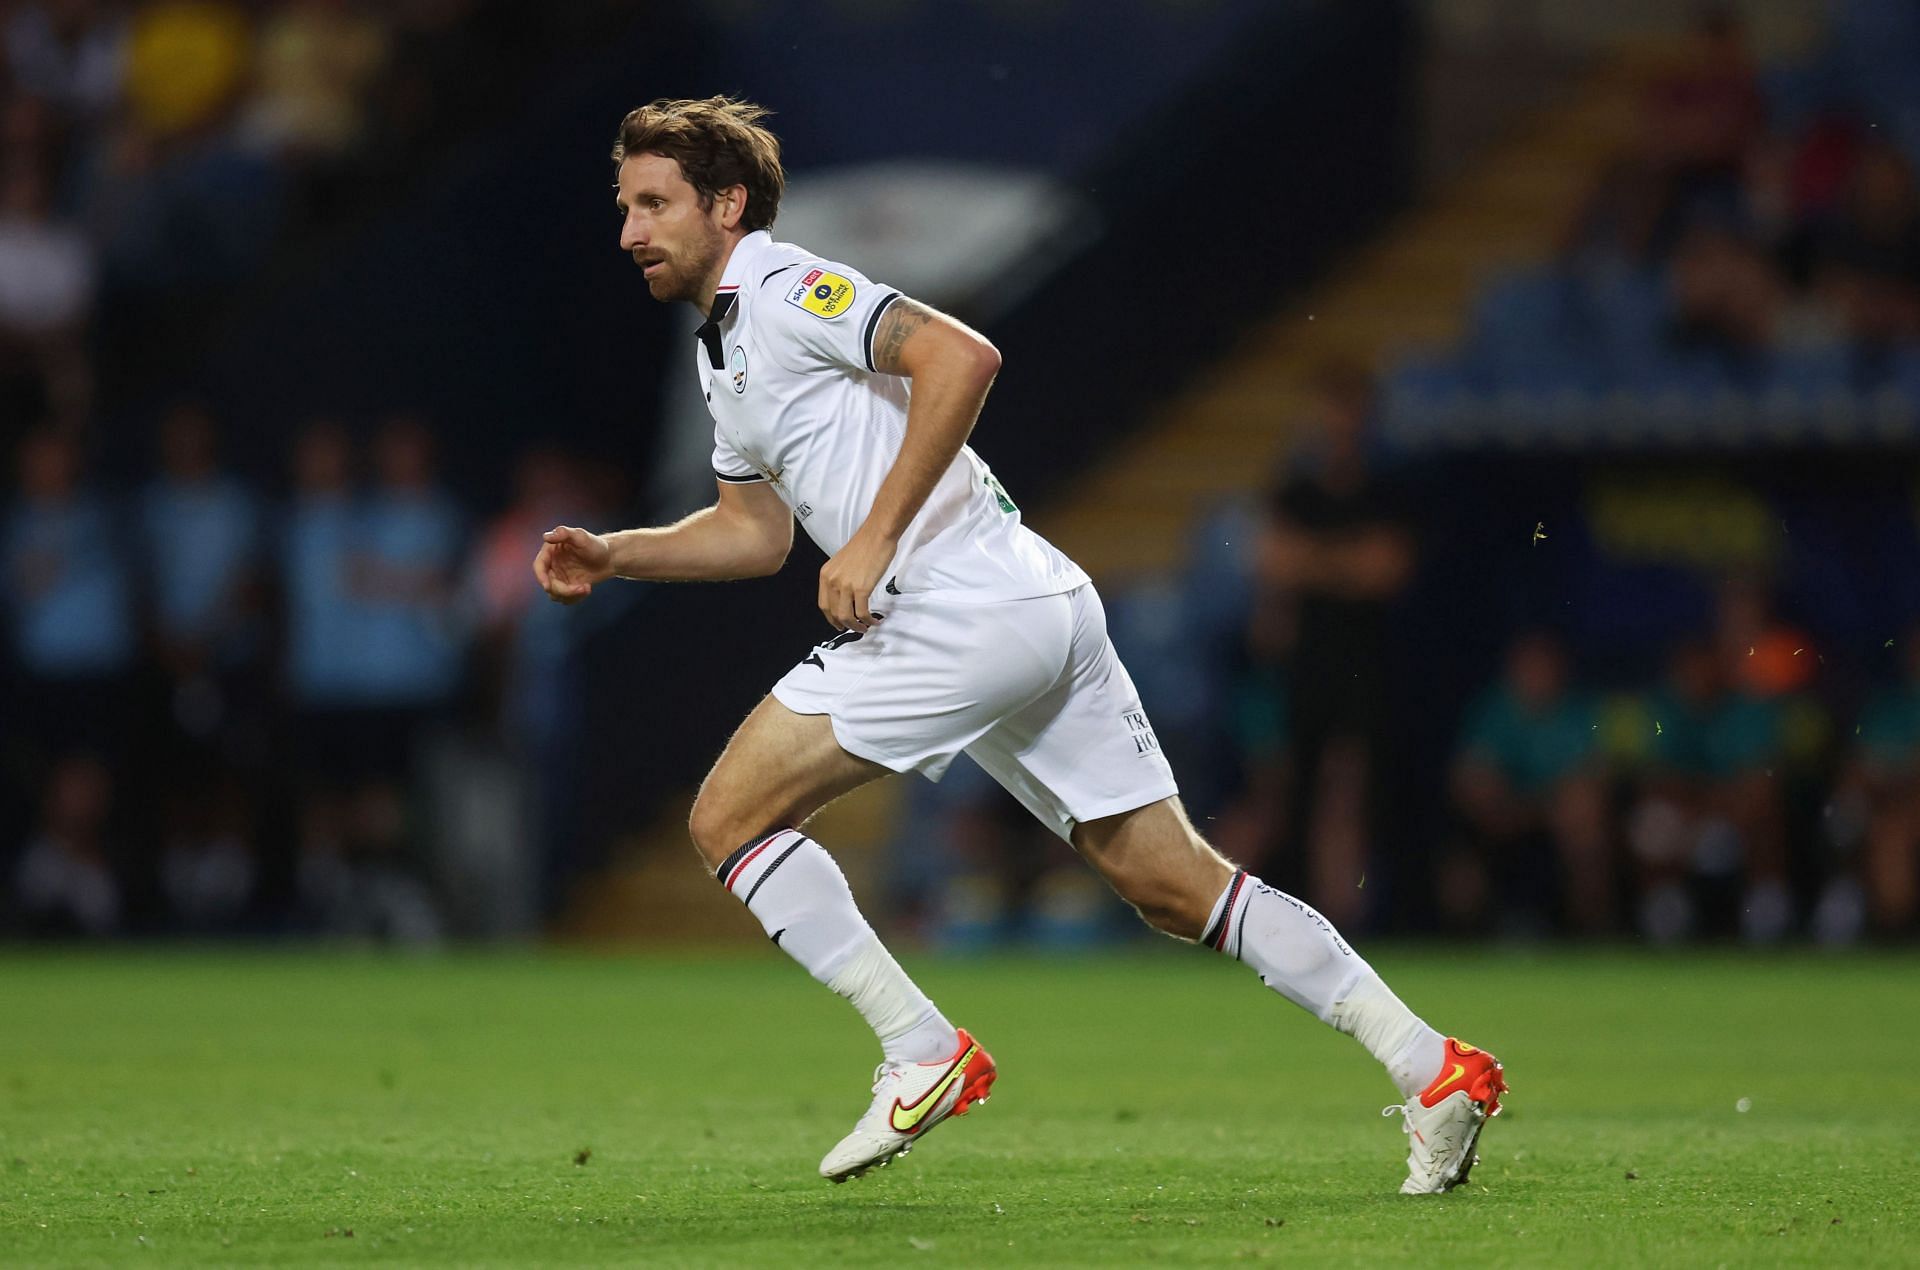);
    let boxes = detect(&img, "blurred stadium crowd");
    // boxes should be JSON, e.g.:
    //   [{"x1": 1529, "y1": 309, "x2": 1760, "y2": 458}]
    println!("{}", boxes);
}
[
  {"x1": 4, "y1": 1, "x2": 1920, "y2": 949},
  {"x1": 1, "y1": 0, "x2": 624, "y2": 431},
  {"x1": 3, "y1": 407, "x2": 626, "y2": 939},
  {"x1": 1388, "y1": 4, "x2": 1920, "y2": 447},
  {"x1": 890, "y1": 366, "x2": 1919, "y2": 951},
  {"x1": 885, "y1": 6, "x2": 1920, "y2": 952},
  {"x1": 1, "y1": 0, "x2": 631, "y2": 939}
]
